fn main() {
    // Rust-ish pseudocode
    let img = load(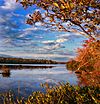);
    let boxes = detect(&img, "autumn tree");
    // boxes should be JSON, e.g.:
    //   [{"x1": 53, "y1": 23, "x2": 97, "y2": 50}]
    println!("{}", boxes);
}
[{"x1": 16, "y1": 0, "x2": 100, "y2": 40}]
